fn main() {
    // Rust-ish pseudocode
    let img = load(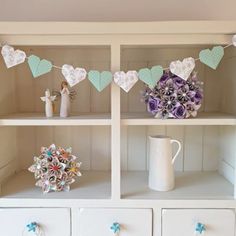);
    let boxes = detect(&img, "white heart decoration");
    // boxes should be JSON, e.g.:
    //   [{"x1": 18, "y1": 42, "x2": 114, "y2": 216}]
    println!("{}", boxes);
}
[
  {"x1": 169, "y1": 57, "x2": 195, "y2": 81},
  {"x1": 1, "y1": 45, "x2": 26, "y2": 68},
  {"x1": 232, "y1": 35, "x2": 236, "y2": 47},
  {"x1": 114, "y1": 71, "x2": 139, "y2": 92},
  {"x1": 61, "y1": 64, "x2": 87, "y2": 87}
]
